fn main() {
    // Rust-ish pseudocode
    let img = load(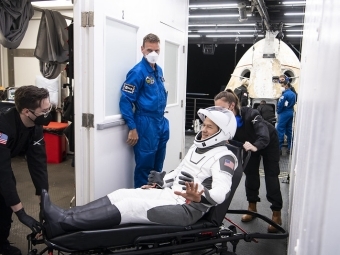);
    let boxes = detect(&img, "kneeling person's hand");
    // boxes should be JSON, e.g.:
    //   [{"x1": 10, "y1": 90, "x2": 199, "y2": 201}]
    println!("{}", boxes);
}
[{"x1": 15, "y1": 208, "x2": 42, "y2": 233}]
